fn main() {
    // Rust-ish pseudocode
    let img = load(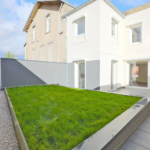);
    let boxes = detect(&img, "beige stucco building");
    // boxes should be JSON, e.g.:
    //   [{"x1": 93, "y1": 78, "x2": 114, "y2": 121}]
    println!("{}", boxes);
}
[{"x1": 23, "y1": 0, "x2": 75, "y2": 62}]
